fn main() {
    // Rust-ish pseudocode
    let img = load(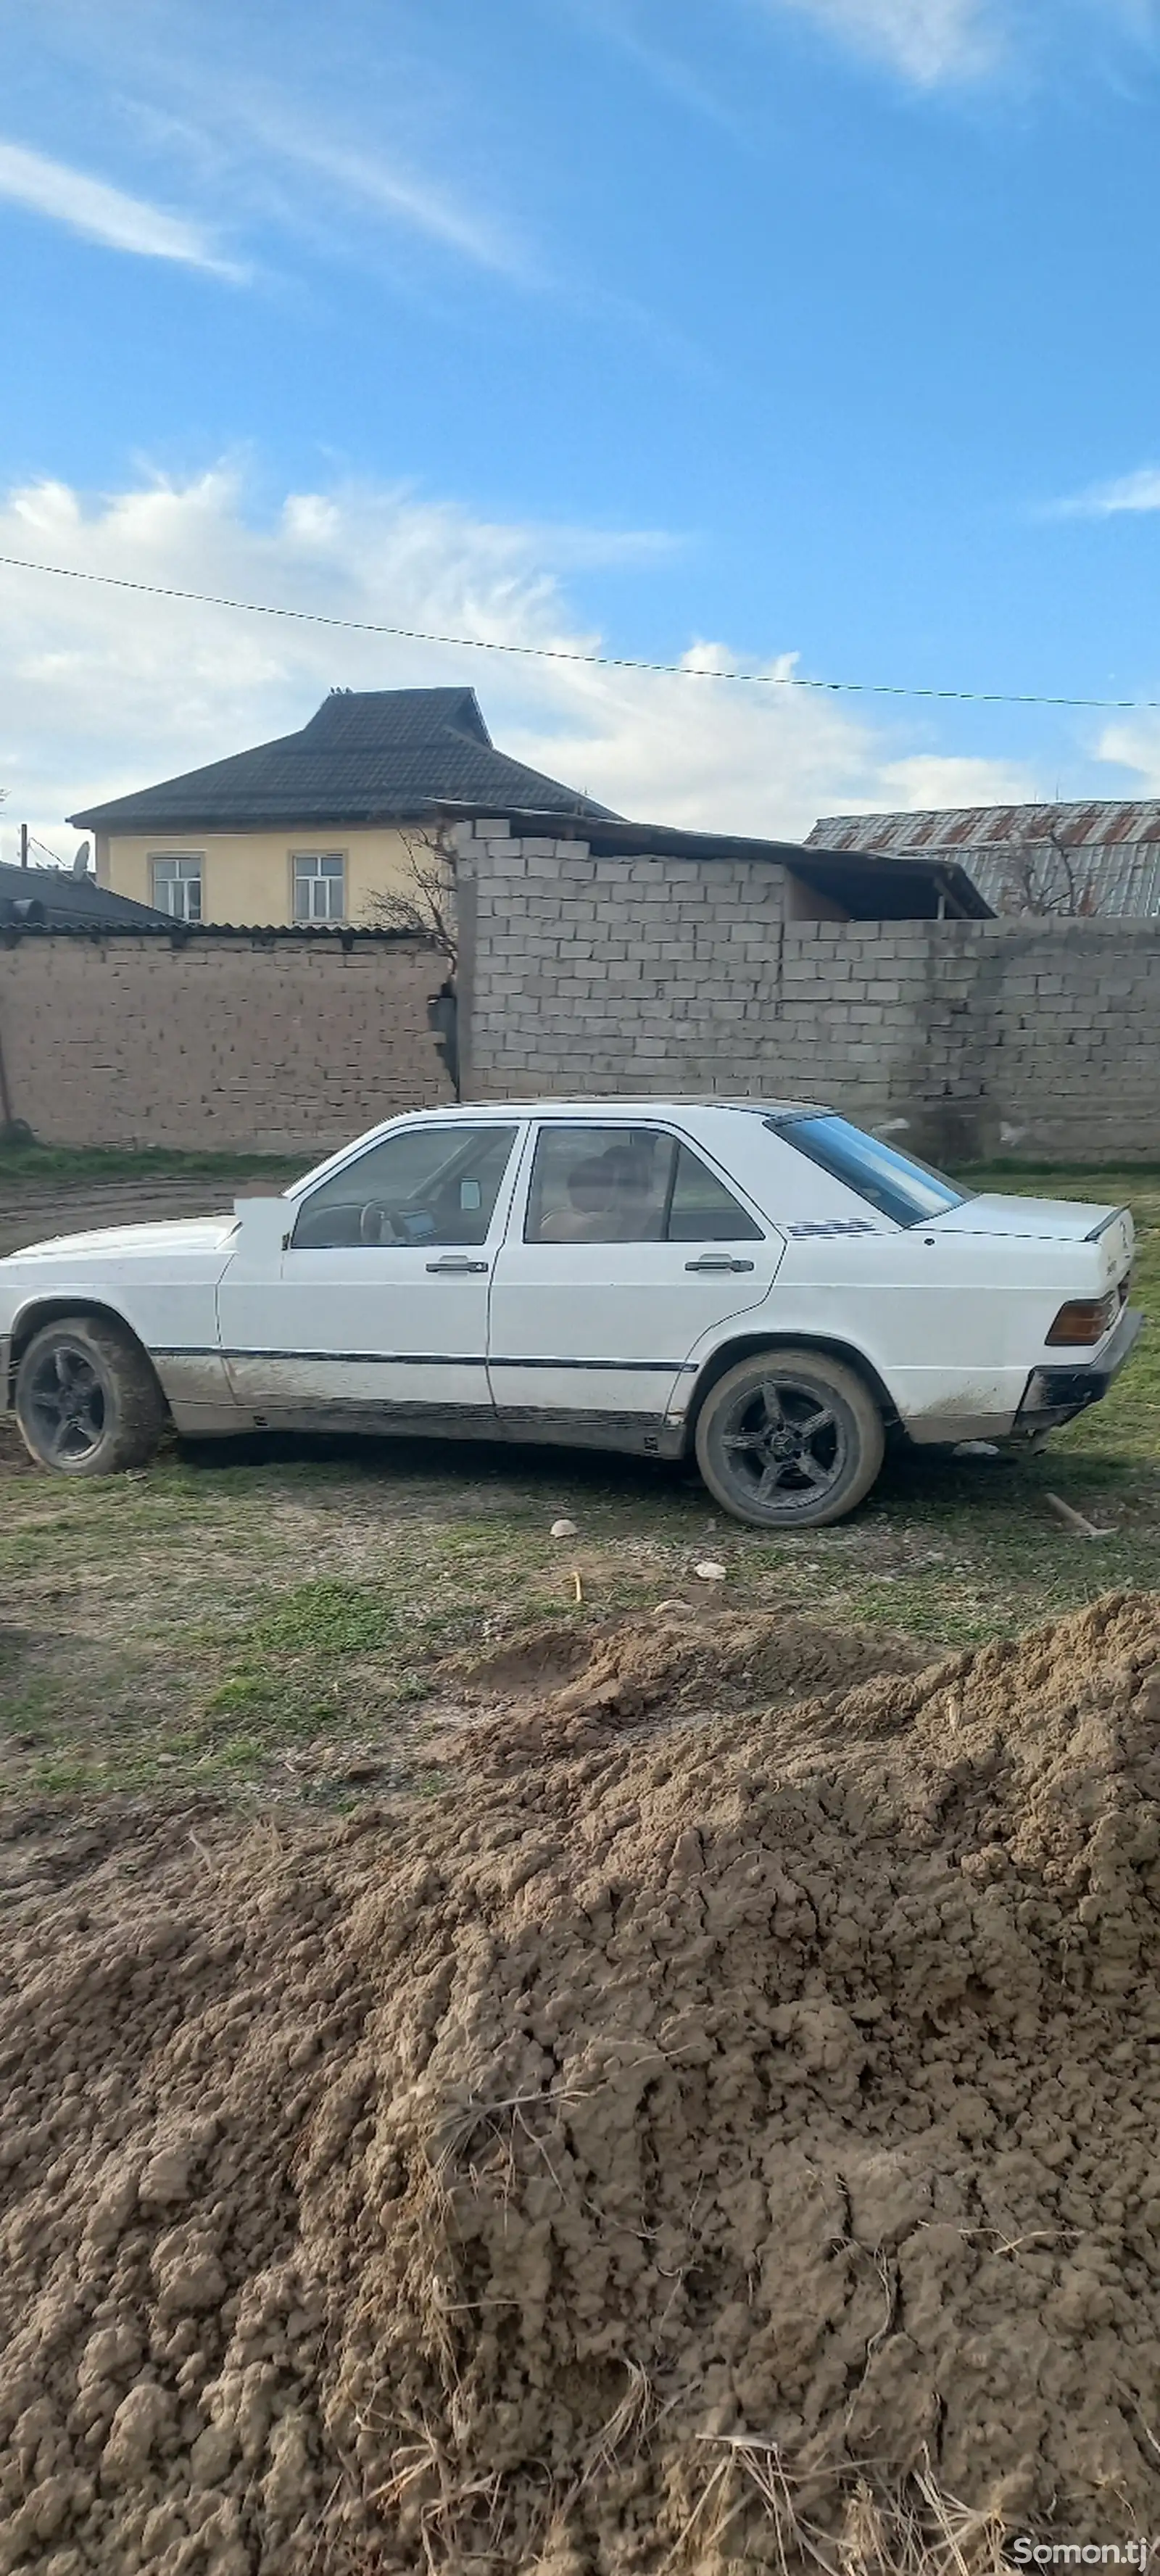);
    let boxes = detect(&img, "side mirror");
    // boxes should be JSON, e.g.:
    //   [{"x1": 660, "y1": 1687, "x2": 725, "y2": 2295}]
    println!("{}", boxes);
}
[{"x1": 233, "y1": 1195, "x2": 290, "y2": 1257}]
